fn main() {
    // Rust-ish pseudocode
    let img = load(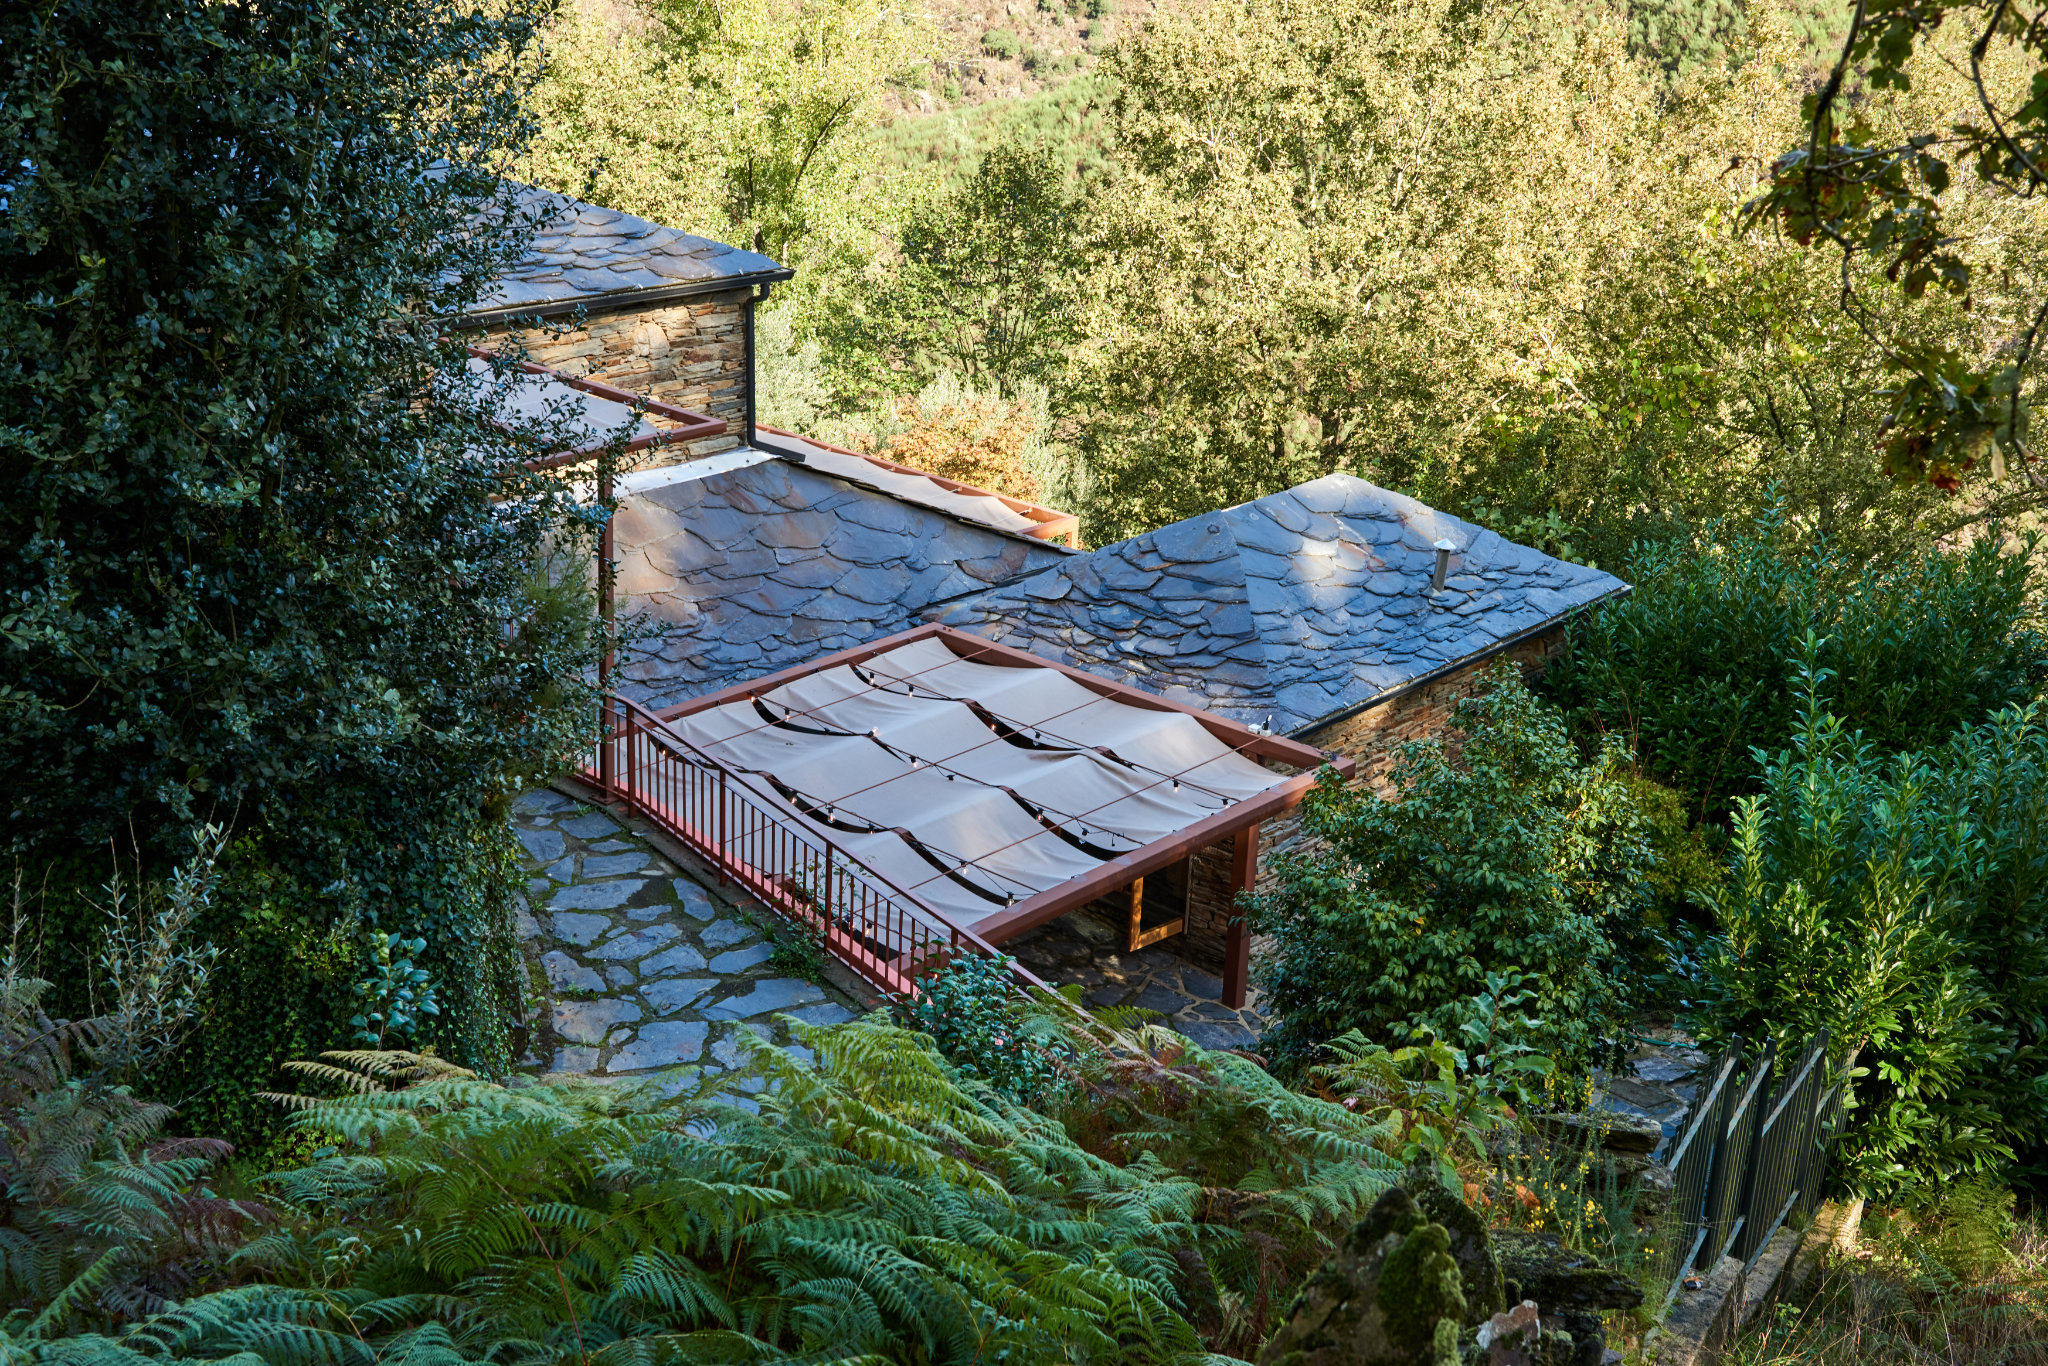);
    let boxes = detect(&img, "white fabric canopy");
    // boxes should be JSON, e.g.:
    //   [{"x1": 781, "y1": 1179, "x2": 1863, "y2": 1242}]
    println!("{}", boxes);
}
[{"x1": 663, "y1": 637, "x2": 1287, "y2": 930}]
